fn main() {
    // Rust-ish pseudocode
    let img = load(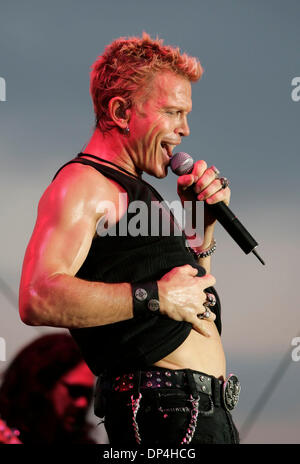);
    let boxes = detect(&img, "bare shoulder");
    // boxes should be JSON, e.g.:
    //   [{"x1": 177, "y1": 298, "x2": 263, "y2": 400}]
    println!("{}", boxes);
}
[
  {"x1": 21, "y1": 161, "x2": 124, "y2": 279},
  {"x1": 38, "y1": 162, "x2": 122, "y2": 220}
]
